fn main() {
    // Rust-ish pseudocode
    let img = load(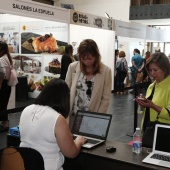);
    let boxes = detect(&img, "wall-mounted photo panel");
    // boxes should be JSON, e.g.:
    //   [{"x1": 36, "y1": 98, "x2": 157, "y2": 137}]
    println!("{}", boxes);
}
[
  {"x1": 35, "y1": 76, "x2": 55, "y2": 92},
  {"x1": 11, "y1": 54, "x2": 42, "y2": 98},
  {"x1": 12, "y1": 55, "x2": 42, "y2": 75},
  {"x1": 42, "y1": 55, "x2": 62, "y2": 77},
  {"x1": 20, "y1": 21, "x2": 68, "y2": 55},
  {"x1": 27, "y1": 75, "x2": 57, "y2": 98},
  {"x1": 0, "y1": 22, "x2": 20, "y2": 54},
  {"x1": 26, "y1": 74, "x2": 42, "y2": 98}
]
